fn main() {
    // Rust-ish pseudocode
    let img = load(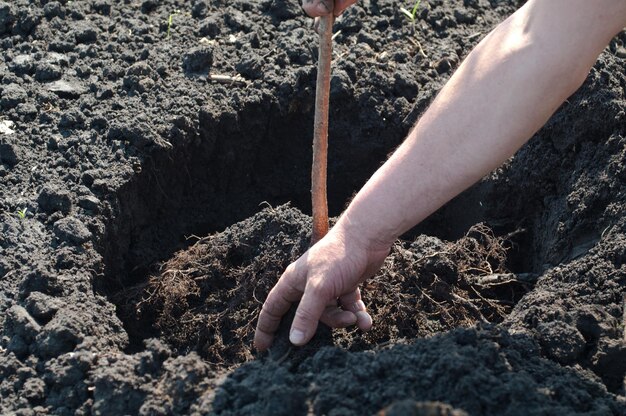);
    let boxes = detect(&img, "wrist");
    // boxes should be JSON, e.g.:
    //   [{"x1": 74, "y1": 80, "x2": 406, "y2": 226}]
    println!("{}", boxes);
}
[{"x1": 332, "y1": 208, "x2": 396, "y2": 254}]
